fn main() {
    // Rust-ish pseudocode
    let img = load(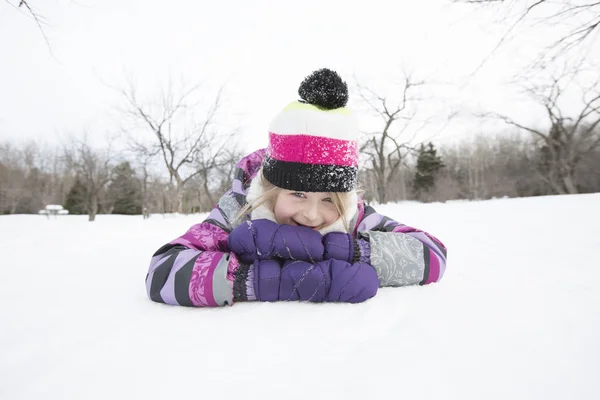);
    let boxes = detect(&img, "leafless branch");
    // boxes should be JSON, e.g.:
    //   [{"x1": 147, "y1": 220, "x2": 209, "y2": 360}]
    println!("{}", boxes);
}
[
  {"x1": 5, "y1": 0, "x2": 55, "y2": 56},
  {"x1": 454, "y1": 0, "x2": 600, "y2": 68}
]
